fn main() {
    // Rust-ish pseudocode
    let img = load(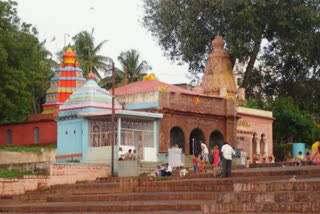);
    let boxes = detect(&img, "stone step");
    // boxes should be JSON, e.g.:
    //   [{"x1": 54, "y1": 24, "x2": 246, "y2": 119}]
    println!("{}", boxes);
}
[
  {"x1": 135, "y1": 180, "x2": 320, "y2": 193},
  {"x1": 203, "y1": 202, "x2": 320, "y2": 213},
  {"x1": 46, "y1": 191, "x2": 319, "y2": 203},
  {"x1": 51, "y1": 182, "x2": 120, "y2": 190},
  {"x1": 0, "y1": 212, "x2": 201, "y2": 214},
  {"x1": 0, "y1": 200, "x2": 204, "y2": 213},
  {"x1": 46, "y1": 192, "x2": 215, "y2": 202}
]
